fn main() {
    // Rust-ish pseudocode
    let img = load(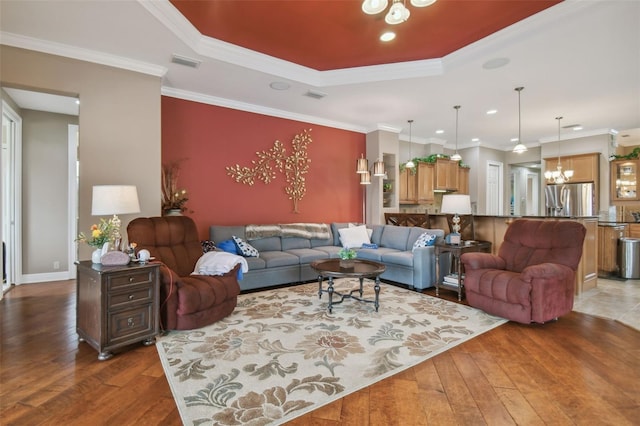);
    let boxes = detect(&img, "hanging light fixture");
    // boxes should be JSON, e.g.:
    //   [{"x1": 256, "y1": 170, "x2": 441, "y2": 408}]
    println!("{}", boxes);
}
[
  {"x1": 512, "y1": 87, "x2": 528, "y2": 154},
  {"x1": 356, "y1": 154, "x2": 368, "y2": 173},
  {"x1": 362, "y1": 0, "x2": 436, "y2": 25},
  {"x1": 405, "y1": 119, "x2": 415, "y2": 168},
  {"x1": 544, "y1": 116, "x2": 574, "y2": 184},
  {"x1": 451, "y1": 105, "x2": 462, "y2": 161},
  {"x1": 373, "y1": 159, "x2": 386, "y2": 176}
]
